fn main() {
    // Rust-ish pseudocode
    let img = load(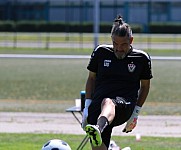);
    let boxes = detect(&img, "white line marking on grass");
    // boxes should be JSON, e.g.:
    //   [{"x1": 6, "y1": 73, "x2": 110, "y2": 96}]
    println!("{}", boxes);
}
[{"x1": 0, "y1": 54, "x2": 181, "y2": 60}]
